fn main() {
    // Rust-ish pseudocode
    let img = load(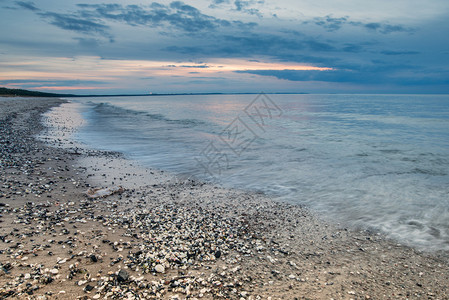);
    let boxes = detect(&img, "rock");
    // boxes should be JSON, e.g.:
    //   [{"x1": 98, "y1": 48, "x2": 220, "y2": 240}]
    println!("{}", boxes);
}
[
  {"x1": 214, "y1": 250, "x2": 221, "y2": 259},
  {"x1": 155, "y1": 264, "x2": 165, "y2": 273},
  {"x1": 50, "y1": 269, "x2": 59, "y2": 275},
  {"x1": 84, "y1": 284, "x2": 94, "y2": 292},
  {"x1": 86, "y1": 186, "x2": 124, "y2": 199},
  {"x1": 78, "y1": 280, "x2": 87, "y2": 286},
  {"x1": 40, "y1": 275, "x2": 53, "y2": 284},
  {"x1": 90, "y1": 254, "x2": 98, "y2": 263},
  {"x1": 57, "y1": 258, "x2": 67, "y2": 264},
  {"x1": 117, "y1": 269, "x2": 129, "y2": 282}
]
